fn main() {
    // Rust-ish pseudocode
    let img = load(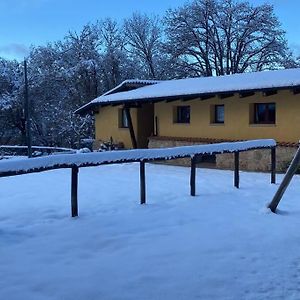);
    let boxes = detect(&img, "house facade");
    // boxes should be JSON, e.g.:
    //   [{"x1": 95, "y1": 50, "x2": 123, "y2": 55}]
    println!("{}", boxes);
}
[{"x1": 76, "y1": 69, "x2": 300, "y2": 171}]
